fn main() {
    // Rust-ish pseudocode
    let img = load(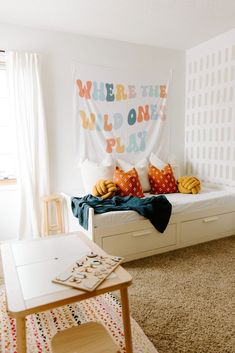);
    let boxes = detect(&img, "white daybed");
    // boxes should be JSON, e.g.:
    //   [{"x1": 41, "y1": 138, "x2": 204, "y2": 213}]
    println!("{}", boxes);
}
[{"x1": 62, "y1": 184, "x2": 235, "y2": 262}]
